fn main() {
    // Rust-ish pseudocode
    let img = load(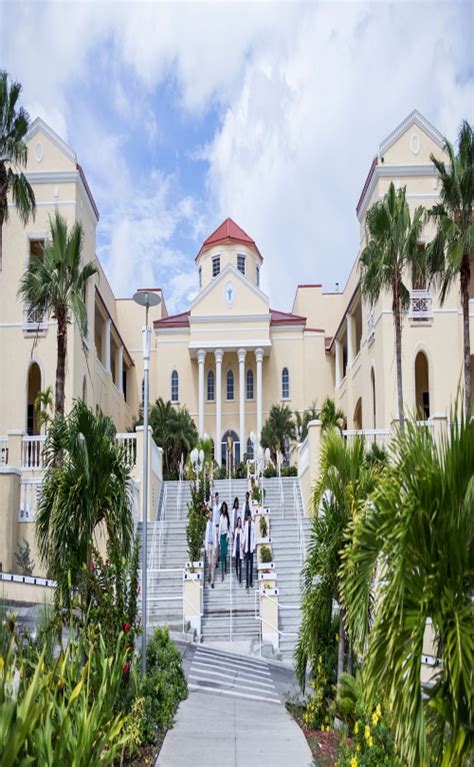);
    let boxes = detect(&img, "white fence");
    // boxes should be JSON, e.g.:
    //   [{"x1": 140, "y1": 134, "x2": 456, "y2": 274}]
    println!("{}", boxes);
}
[
  {"x1": 19, "y1": 477, "x2": 42, "y2": 521},
  {"x1": 116, "y1": 433, "x2": 137, "y2": 467},
  {"x1": 21, "y1": 436, "x2": 46, "y2": 469}
]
